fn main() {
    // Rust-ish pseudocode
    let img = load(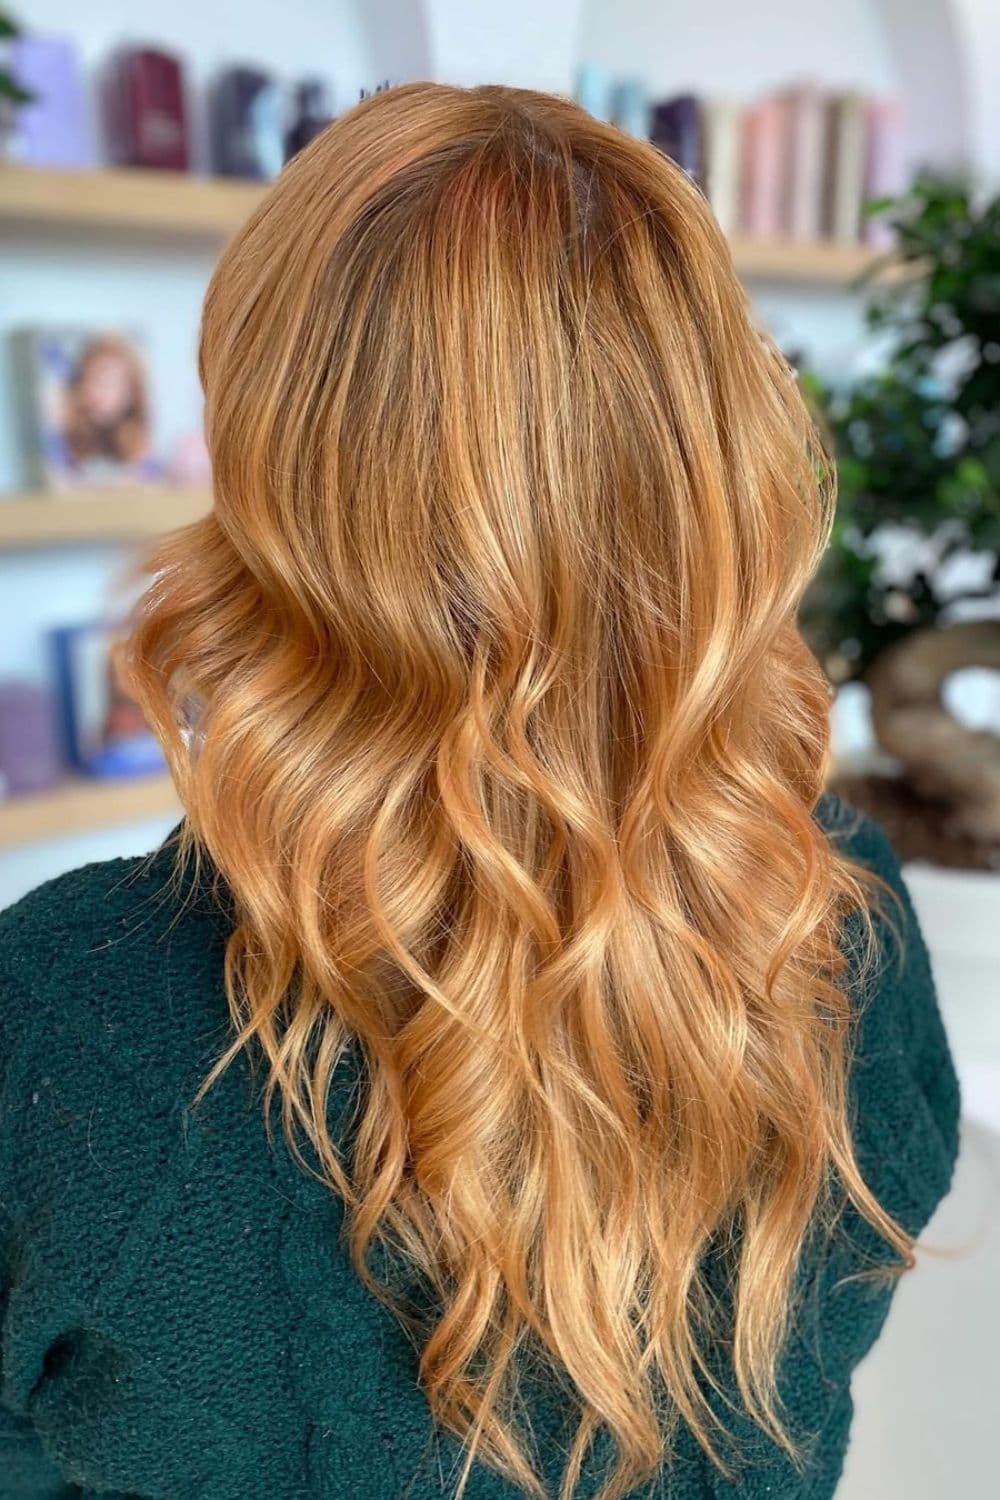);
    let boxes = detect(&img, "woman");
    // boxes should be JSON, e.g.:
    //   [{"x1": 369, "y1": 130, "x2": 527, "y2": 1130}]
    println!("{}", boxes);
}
[
  {"x1": 44, "y1": 332, "x2": 158, "y2": 487},
  {"x1": 0, "y1": 84, "x2": 959, "y2": 1500}
]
